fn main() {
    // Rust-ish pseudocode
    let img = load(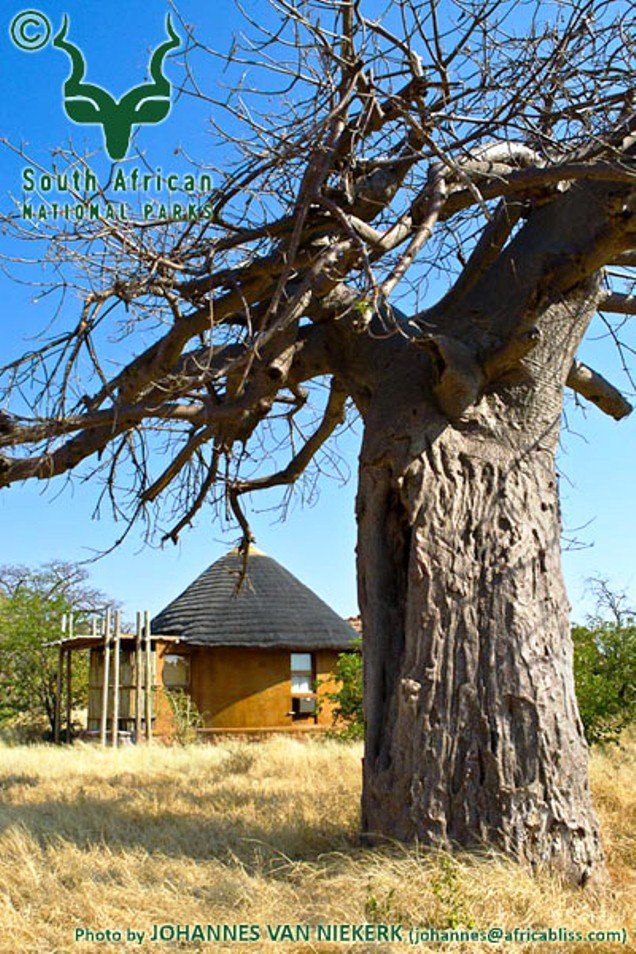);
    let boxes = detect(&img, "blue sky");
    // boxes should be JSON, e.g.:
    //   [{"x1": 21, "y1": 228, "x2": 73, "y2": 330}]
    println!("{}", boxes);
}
[{"x1": 0, "y1": 0, "x2": 634, "y2": 624}]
